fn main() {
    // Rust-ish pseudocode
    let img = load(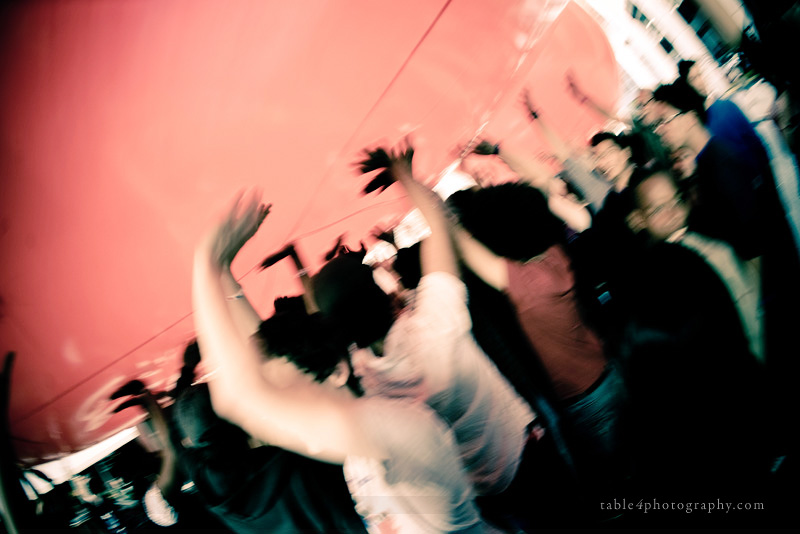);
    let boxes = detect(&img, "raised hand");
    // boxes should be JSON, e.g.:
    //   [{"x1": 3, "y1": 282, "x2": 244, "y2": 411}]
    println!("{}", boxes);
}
[
  {"x1": 520, "y1": 89, "x2": 539, "y2": 120},
  {"x1": 210, "y1": 191, "x2": 271, "y2": 267},
  {"x1": 109, "y1": 380, "x2": 167, "y2": 413},
  {"x1": 357, "y1": 140, "x2": 415, "y2": 194},
  {"x1": 566, "y1": 71, "x2": 586, "y2": 102},
  {"x1": 472, "y1": 140, "x2": 500, "y2": 156},
  {"x1": 357, "y1": 147, "x2": 395, "y2": 194}
]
